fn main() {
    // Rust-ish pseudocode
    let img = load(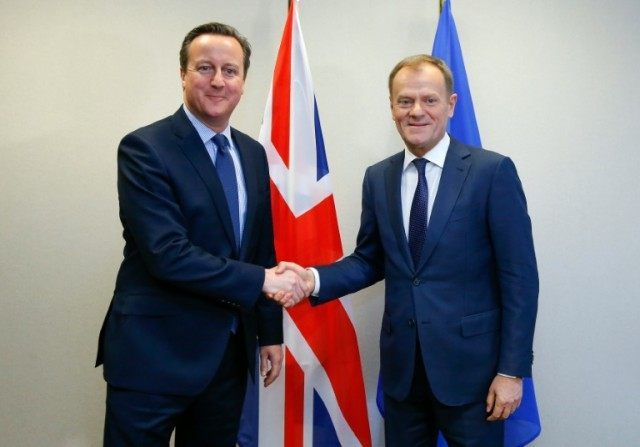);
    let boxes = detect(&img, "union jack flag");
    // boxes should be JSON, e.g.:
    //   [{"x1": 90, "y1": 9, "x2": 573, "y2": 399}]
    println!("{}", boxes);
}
[{"x1": 239, "y1": 1, "x2": 373, "y2": 446}]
